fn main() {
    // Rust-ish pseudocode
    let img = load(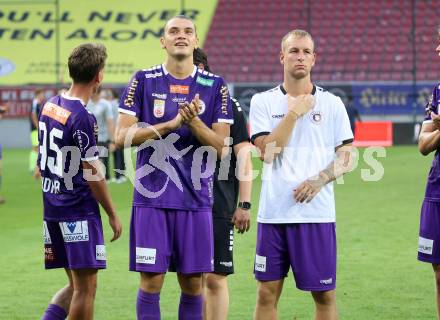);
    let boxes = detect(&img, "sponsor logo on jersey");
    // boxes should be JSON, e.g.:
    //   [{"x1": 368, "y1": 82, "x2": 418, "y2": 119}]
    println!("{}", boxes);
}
[
  {"x1": 145, "y1": 72, "x2": 162, "y2": 79},
  {"x1": 196, "y1": 76, "x2": 214, "y2": 87},
  {"x1": 93, "y1": 123, "x2": 99, "y2": 141},
  {"x1": 124, "y1": 78, "x2": 139, "y2": 107},
  {"x1": 172, "y1": 97, "x2": 187, "y2": 104},
  {"x1": 0, "y1": 57, "x2": 15, "y2": 76},
  {"x1": 153, "y1": 99, "x2": 165, "y2": 118},
  {"x1": 73, "y1": 130, "x2": 90, "y2": 153},
  {"x1": 45, "y1": 246, "x2": 55, "y2": 262},
  {"x1": 220, "y1": 85, "x2": 229, "y2": 115},
  {"x1": 255, "y1": 254, "x2": 266, "y2": 272},
  {"x1": 59, "y1": 221, "x2": 89, "y2": 243},
  {"x1": 272, "y1": 114, "x2": 285, "y2": 119},
  {"x1": 136, "y1": 247, "x2": 156, "y2": 264},
  {"x1": 418, "y1": 236, "x2": 433, "y2": 255},
  {"x1": 43, "y1": 221, "x2": 52, "y2": 245},
  {"x1": 170, "y1": 85, "x2": 189, "y2": 94},
  {"x1": 310, "y1": 110, "x2": 323, "y2": 124},
  {"x1": 220, "y1": 261, "x2": 233, "y2": 267},
  {"x1": 320, "y1": 278, "x2": 333, "y2": 285},
  {"x1": 41, "y1": 102, "x2": 71, "y2": 125},
  {"x1": 152, "y1": 93, "x2": 167, "y2": 100},
  {"x1": 198, "y1": 99, "x2": 206, "y2": 115},
  {"x1": 96, "y1": 245, "x2": 106, "y2": 261}
]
